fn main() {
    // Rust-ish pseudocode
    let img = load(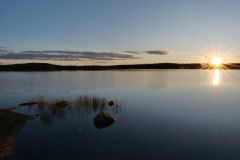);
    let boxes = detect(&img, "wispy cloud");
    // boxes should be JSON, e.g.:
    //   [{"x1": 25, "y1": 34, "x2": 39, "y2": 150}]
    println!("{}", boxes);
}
[
  {"x1": 125, "y1": 50, "x2": 171, "y2": 55},
  {"x1": 125, "y1": 51, "x2": 142, "y2": 54},
  {"x1": 0, "y1": 50, "x2": 138, "y2": 61}
]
